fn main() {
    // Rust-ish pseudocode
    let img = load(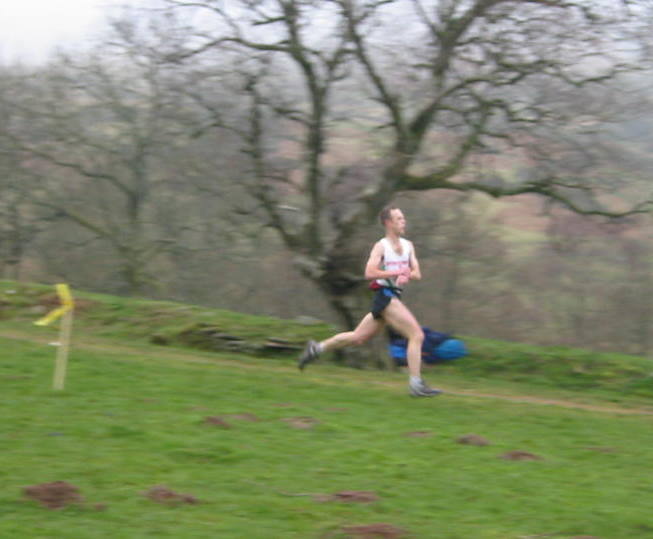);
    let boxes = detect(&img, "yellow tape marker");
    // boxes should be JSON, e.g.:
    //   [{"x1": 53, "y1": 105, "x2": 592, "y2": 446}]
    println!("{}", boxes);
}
[
  {"x1": 34, "y1": 284, "x2": 75, "y2": 390},
  {"x1": 34, "y1": 284, "x2": 75, "y2": 326}
]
